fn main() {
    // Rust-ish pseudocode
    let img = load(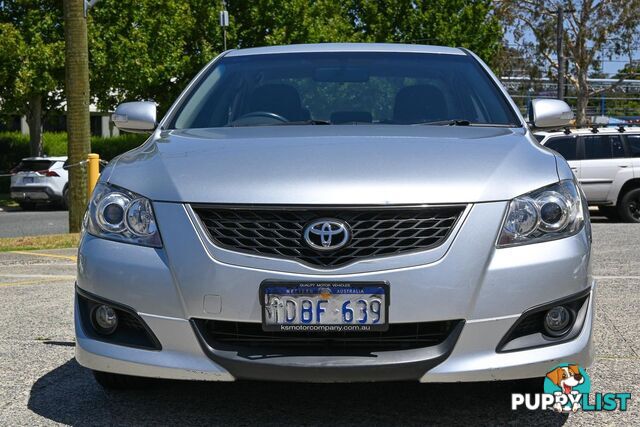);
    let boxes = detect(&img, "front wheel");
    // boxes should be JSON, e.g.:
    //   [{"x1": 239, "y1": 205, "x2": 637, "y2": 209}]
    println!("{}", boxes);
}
[
  {"x1": 618, "y1": 188, "x2": 640, "y2": 223},
  {"x1": 92, "y1": 370, "x2": 152, "y2": 390}
]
